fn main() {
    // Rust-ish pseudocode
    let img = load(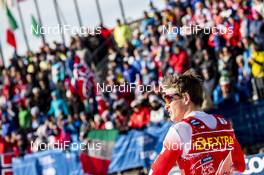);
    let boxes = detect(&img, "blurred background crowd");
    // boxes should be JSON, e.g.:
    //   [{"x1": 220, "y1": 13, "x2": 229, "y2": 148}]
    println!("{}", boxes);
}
[{"x1": 1, "y1": 0, "x2": 264, "y2": 156}]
